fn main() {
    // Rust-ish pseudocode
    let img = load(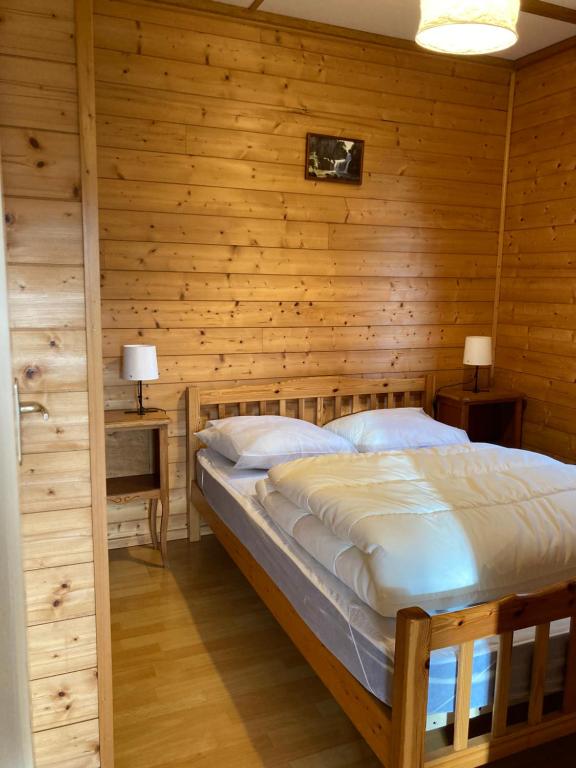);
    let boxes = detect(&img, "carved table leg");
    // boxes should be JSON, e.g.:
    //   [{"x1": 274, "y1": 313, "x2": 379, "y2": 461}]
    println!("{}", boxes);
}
[
  {"x1": 148, "y1": 498, "x2": 159, "y2": 549},
  {"x1": 159, "y1": 492, "x2": 169, "y2": 566}
]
